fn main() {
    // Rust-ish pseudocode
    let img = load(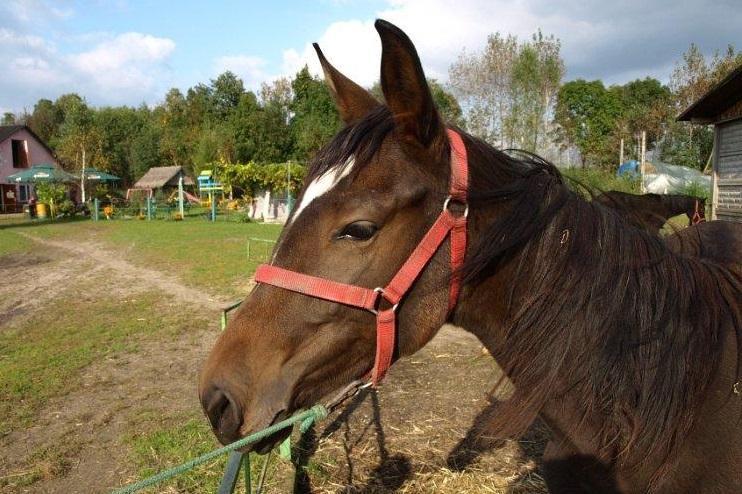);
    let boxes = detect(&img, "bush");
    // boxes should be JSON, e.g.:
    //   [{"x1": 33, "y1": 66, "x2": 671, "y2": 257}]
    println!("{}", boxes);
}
[
  {"x1": 561, "y1": 167, "x2": 640, "y2": 198},
  {"x1": 57, "y1": 199, "x2": 76, "y2": 217},
  {"x1": 675, "y1": 181, "x2": 710, "y2": 200},
  {"x1": 35, "y1": 183, "x2": 67, "y2": 206}
]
